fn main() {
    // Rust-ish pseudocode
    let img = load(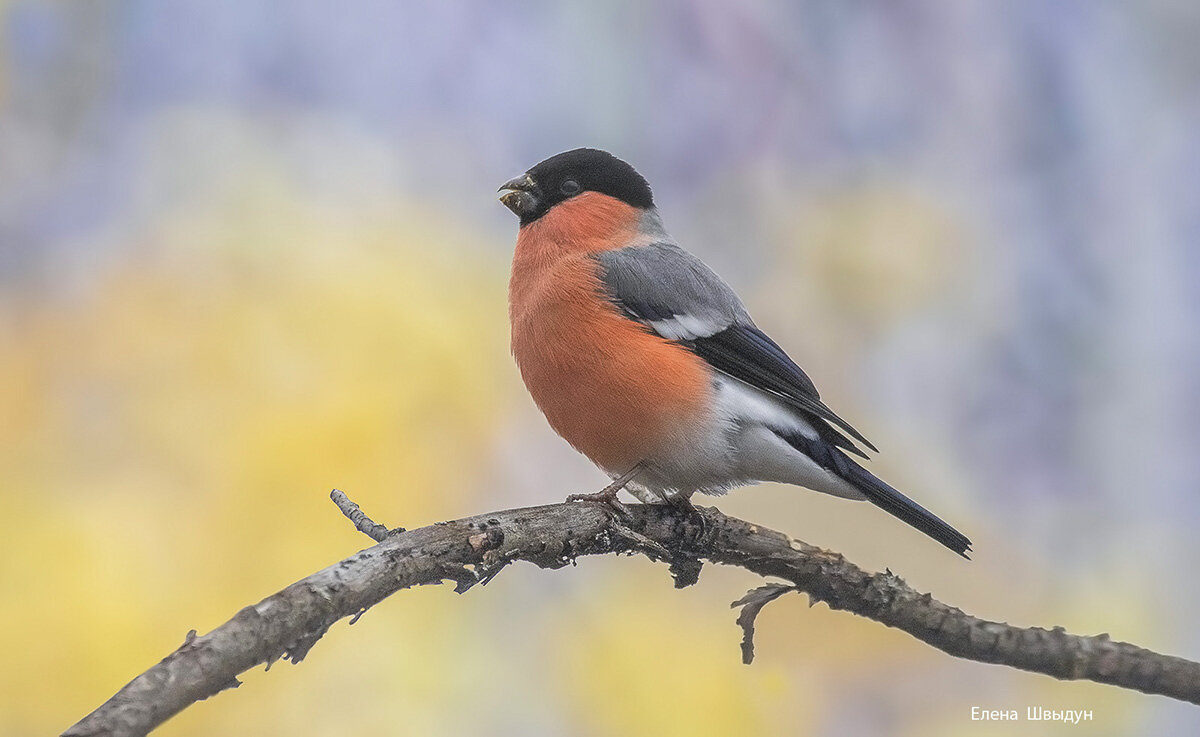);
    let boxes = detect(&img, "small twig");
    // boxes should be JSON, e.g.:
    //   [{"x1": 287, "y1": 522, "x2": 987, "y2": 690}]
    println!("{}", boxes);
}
[
  {"x1": 329, "y1": 489, "x2": 399, "y2": 542},
  {"x1": 732, "y1": 584, "x2": 797, "y2": 664}
]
